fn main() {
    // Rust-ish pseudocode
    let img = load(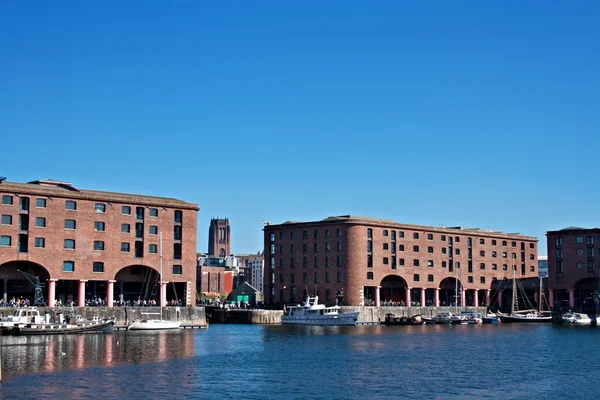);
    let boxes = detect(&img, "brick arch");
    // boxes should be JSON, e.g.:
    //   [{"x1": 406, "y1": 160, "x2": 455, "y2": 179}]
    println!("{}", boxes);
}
[
  {"x1": 575, "y1": 277, "x2": 598, "y2": 291},
  {"x1": 0, "y1": 260, "x2": 51, "y2": 281},
  {"x1": 380, "y1": 274, "x2": 408, "y2": 288},
  {"x1": 439, "y1": 277, "x2": 463, "y2": 289},
  {"x1": 114, "y1": 264, "x2": 159, "y2": 282}
]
